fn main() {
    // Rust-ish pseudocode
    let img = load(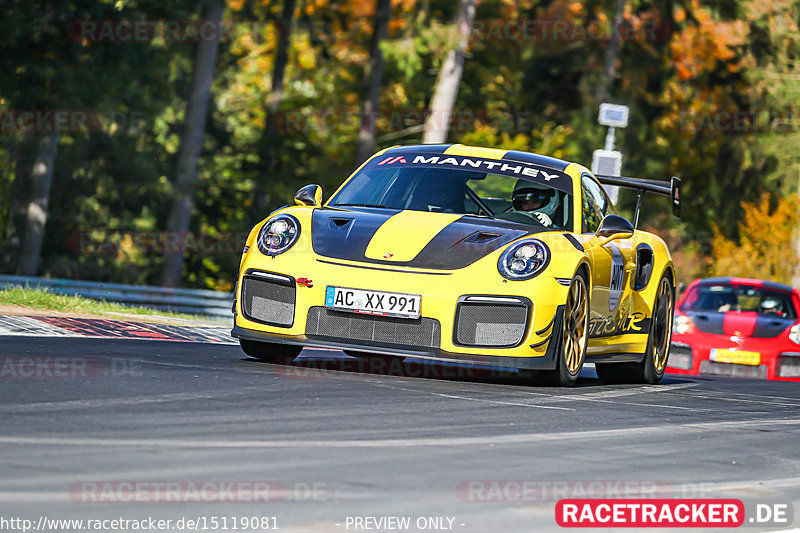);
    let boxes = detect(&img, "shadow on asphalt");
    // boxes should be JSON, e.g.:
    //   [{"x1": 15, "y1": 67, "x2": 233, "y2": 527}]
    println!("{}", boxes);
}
[{"x1": 240, "y1": 352, "x2": 696, "y2": 389}]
